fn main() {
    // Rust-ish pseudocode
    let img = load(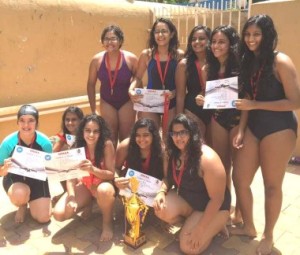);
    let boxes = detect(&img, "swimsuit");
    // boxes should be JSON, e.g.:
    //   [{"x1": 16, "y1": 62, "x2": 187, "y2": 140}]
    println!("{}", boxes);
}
[
  {"x1": 248, "y1": 74, "x2": 298, "y2": 140},
  {"x1": 81, "y1": 161, "x2": 104, "y2": 196},
  {"x1": 147, "y1": 57, "x2": 178, "y2": 109},
  {"x1": 185, "y1": 62, "x2": 212, "y2": 125},
  {"x1": 167, "y1": 158, "x2": 231, "y2": 212},
  {"x1": 98, "y1": 51, "x2": 133, "y2": 110},
  {"x1": 0, "y1": 131, "x2": 52, "y2": 201}
]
